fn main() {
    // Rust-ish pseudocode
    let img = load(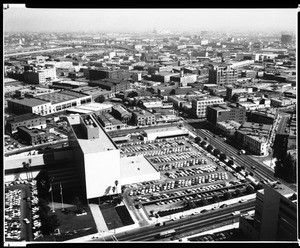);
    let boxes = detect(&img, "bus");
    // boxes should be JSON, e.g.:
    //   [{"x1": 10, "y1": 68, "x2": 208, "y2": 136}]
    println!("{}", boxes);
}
[{"x1": 156, "y1": 229, "x2": 176, "y2": 239}]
